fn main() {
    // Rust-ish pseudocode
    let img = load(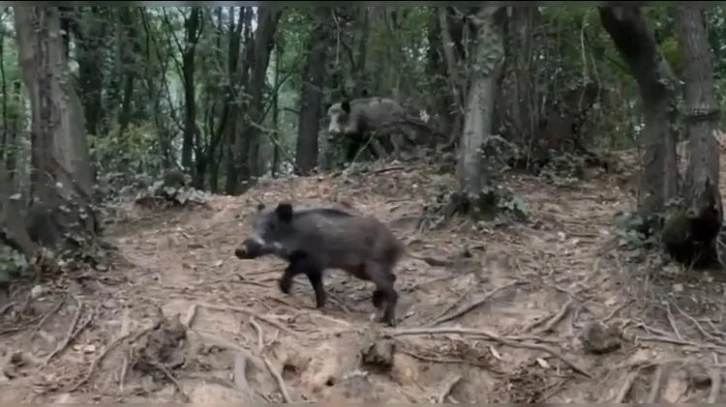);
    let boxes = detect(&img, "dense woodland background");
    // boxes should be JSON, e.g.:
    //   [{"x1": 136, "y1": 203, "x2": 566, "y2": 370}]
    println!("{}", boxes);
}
[
  {"x1": 0, "y1": 5, "x2": 725, "y2": 289},
  {"x1": 5, "y1": 6, "x2": 726, "y2": 403}
]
